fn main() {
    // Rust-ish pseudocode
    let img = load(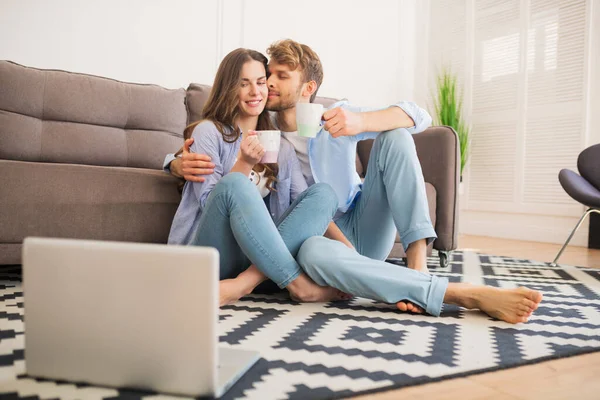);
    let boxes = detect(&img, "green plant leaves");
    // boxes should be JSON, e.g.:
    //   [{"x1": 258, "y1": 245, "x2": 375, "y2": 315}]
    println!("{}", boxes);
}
[{"x1": 432, "y1": 68, "x2": 470, "y2": 177}]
